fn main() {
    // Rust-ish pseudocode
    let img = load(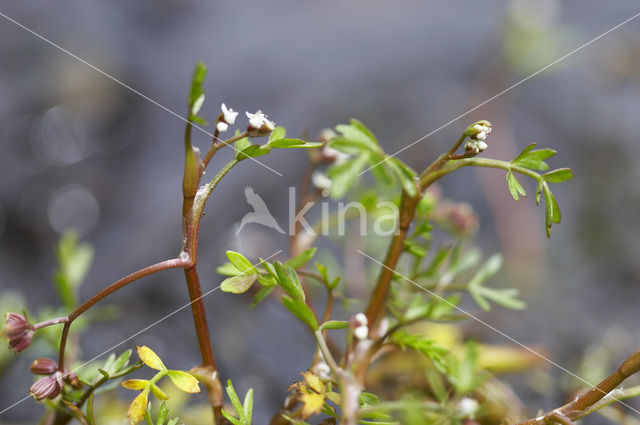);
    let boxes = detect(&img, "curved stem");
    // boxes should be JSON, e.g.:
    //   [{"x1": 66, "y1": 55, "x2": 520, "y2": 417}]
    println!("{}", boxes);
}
[{"x1": 57, "y1": 258, "x2": 187, "y2": 369}]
